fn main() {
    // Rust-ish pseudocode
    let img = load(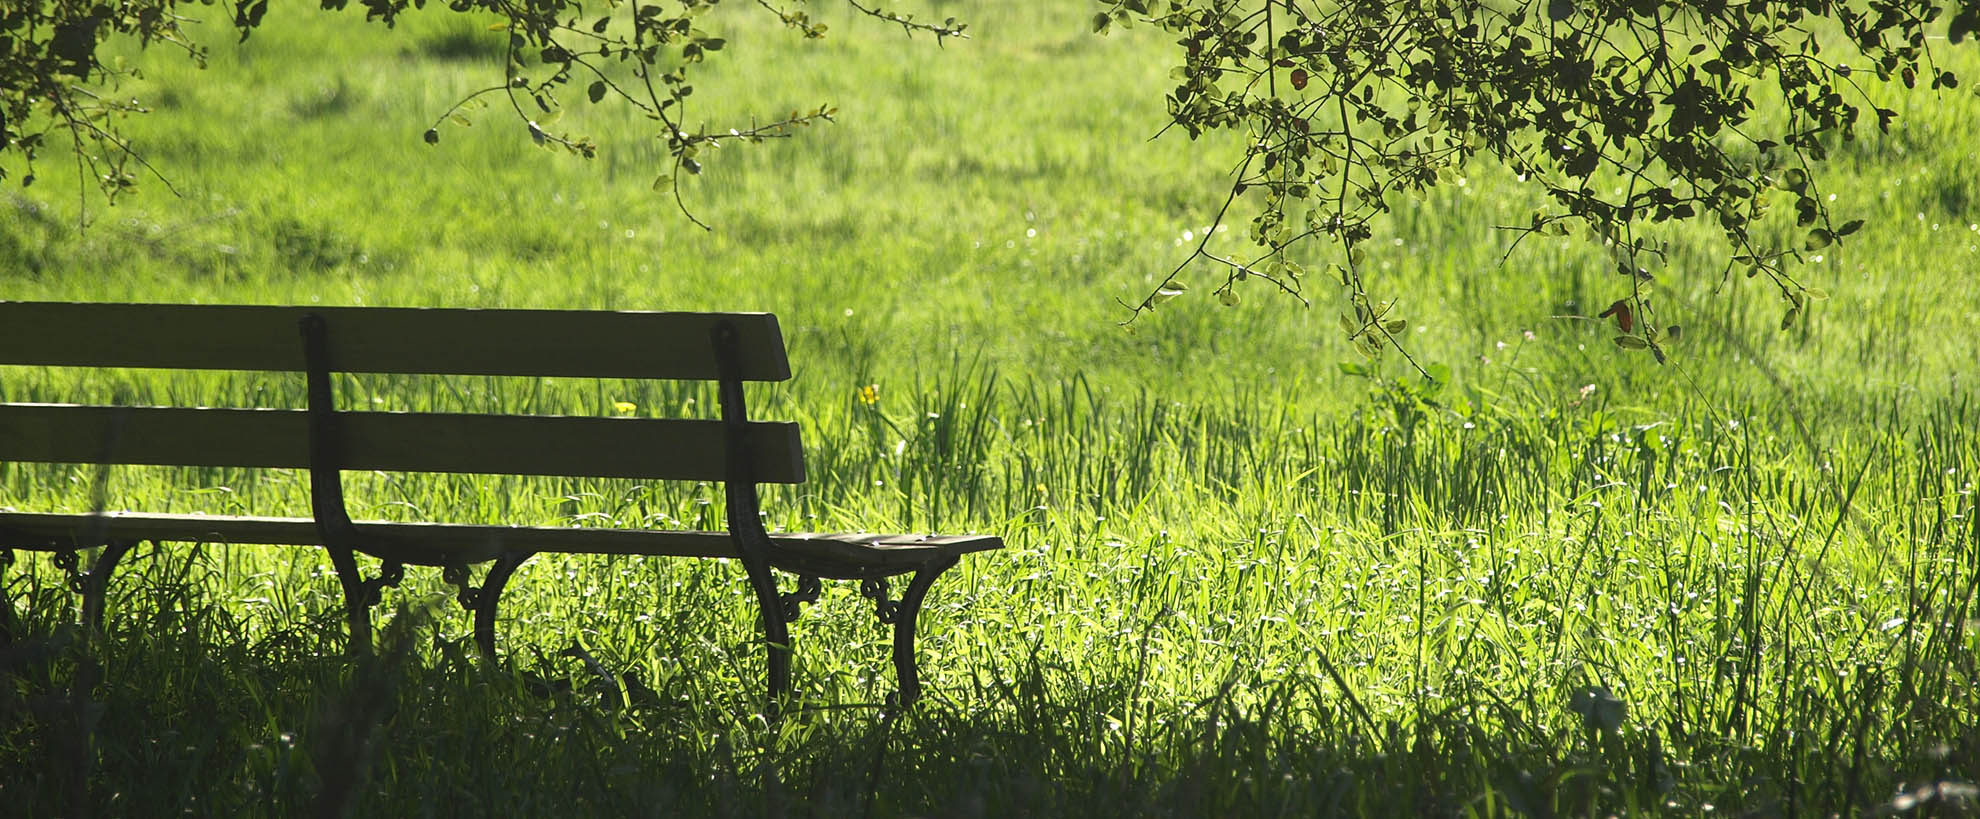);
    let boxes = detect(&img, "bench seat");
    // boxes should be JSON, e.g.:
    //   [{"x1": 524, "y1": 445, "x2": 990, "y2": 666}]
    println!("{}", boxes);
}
[{"x1": 0, "y1": 511, "x2": 1001, "y2": 575}]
